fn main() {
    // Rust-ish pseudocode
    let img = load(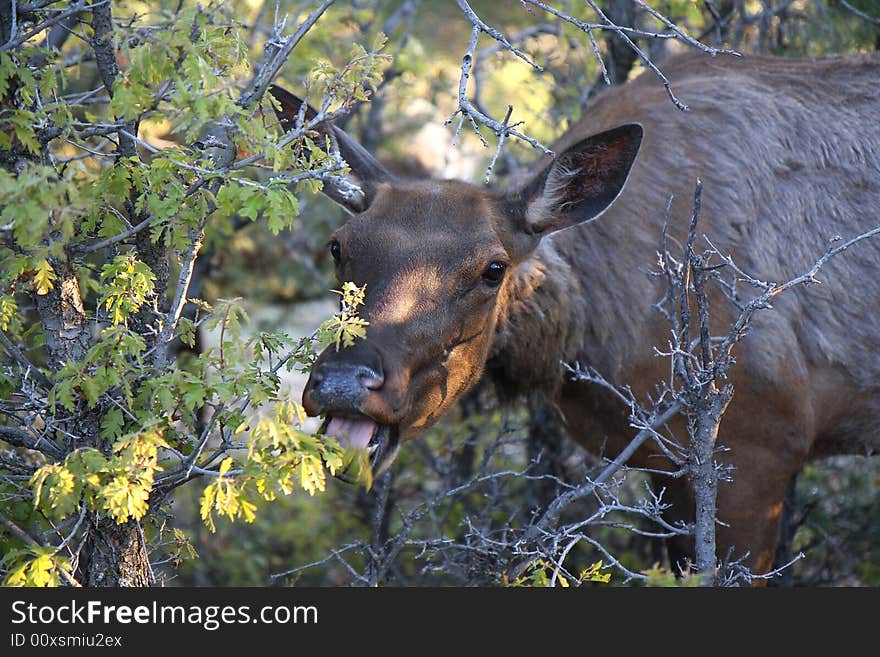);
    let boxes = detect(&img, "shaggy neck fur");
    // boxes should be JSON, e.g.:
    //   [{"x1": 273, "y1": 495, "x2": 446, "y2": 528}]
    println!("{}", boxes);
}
[
  {"x1": 488, "y1": 237, "x2": 590, "y2": 401},
  {"x1": 487, "y1": 209, "x2": 661, "y2": 407}
]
